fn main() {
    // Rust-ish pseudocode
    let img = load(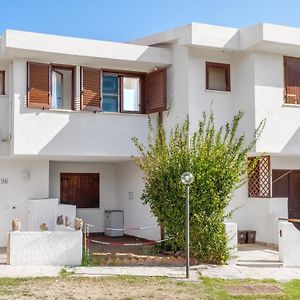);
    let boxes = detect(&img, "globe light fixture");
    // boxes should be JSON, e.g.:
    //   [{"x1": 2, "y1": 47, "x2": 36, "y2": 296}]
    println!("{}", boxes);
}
[{"x1": 181, "y1": 172, "x2": 194, "y2": 185}]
